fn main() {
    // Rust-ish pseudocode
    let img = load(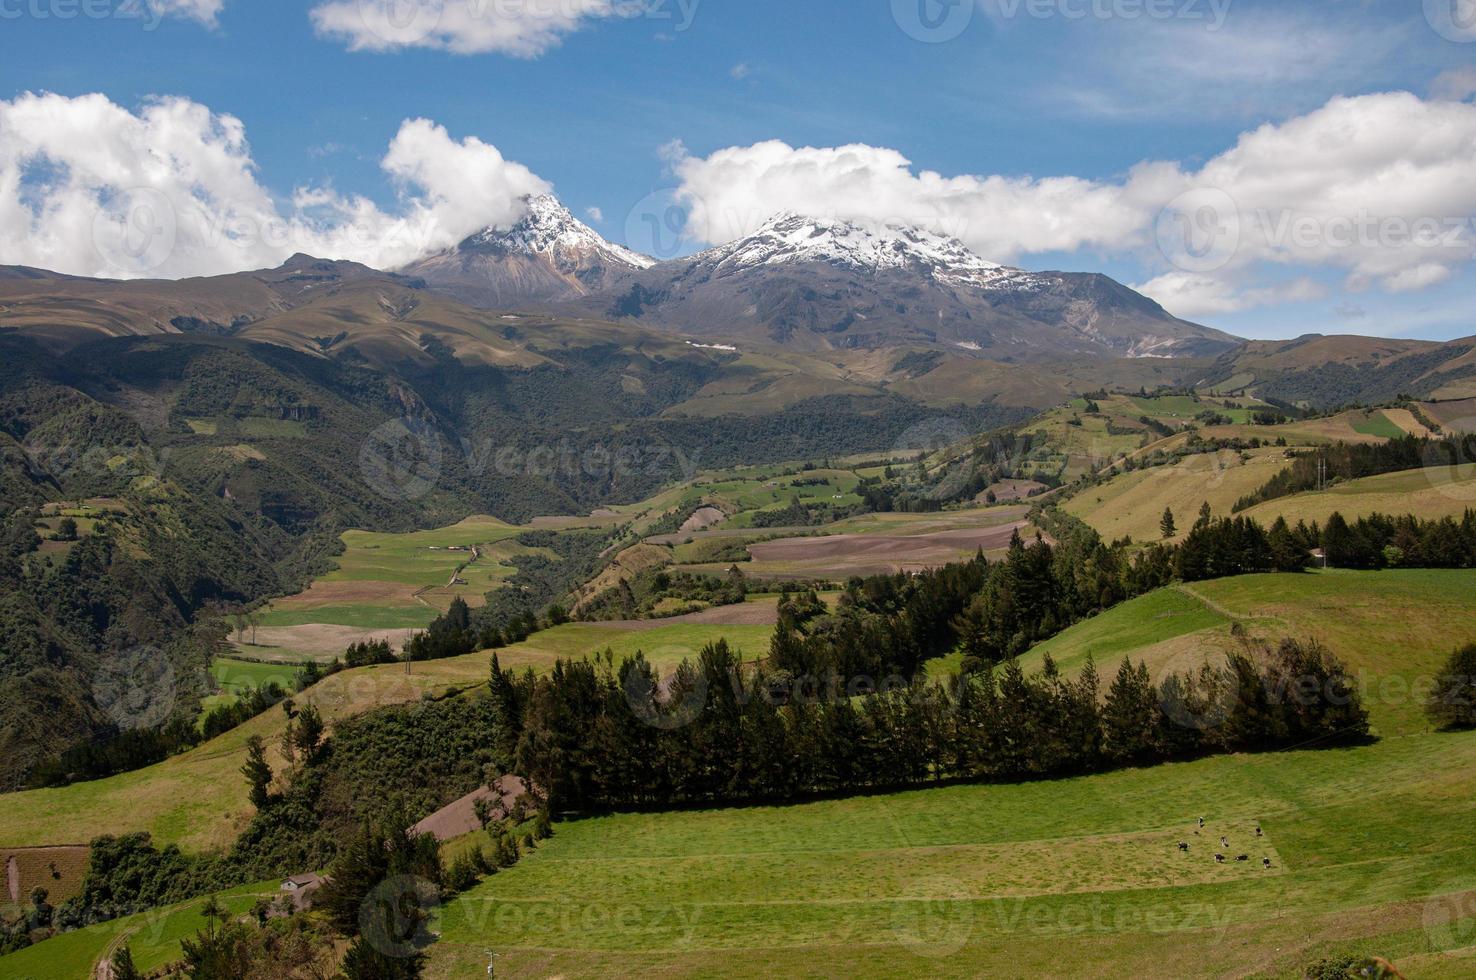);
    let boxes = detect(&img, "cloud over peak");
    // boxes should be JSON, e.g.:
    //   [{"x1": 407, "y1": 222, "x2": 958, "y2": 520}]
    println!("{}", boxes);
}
[
  {"x1": 0, "y1": 92, "x2": 548, "y2": 279},
  {"x1": 666, "y1": 91, "x2": 1476, "y2": 318}
]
